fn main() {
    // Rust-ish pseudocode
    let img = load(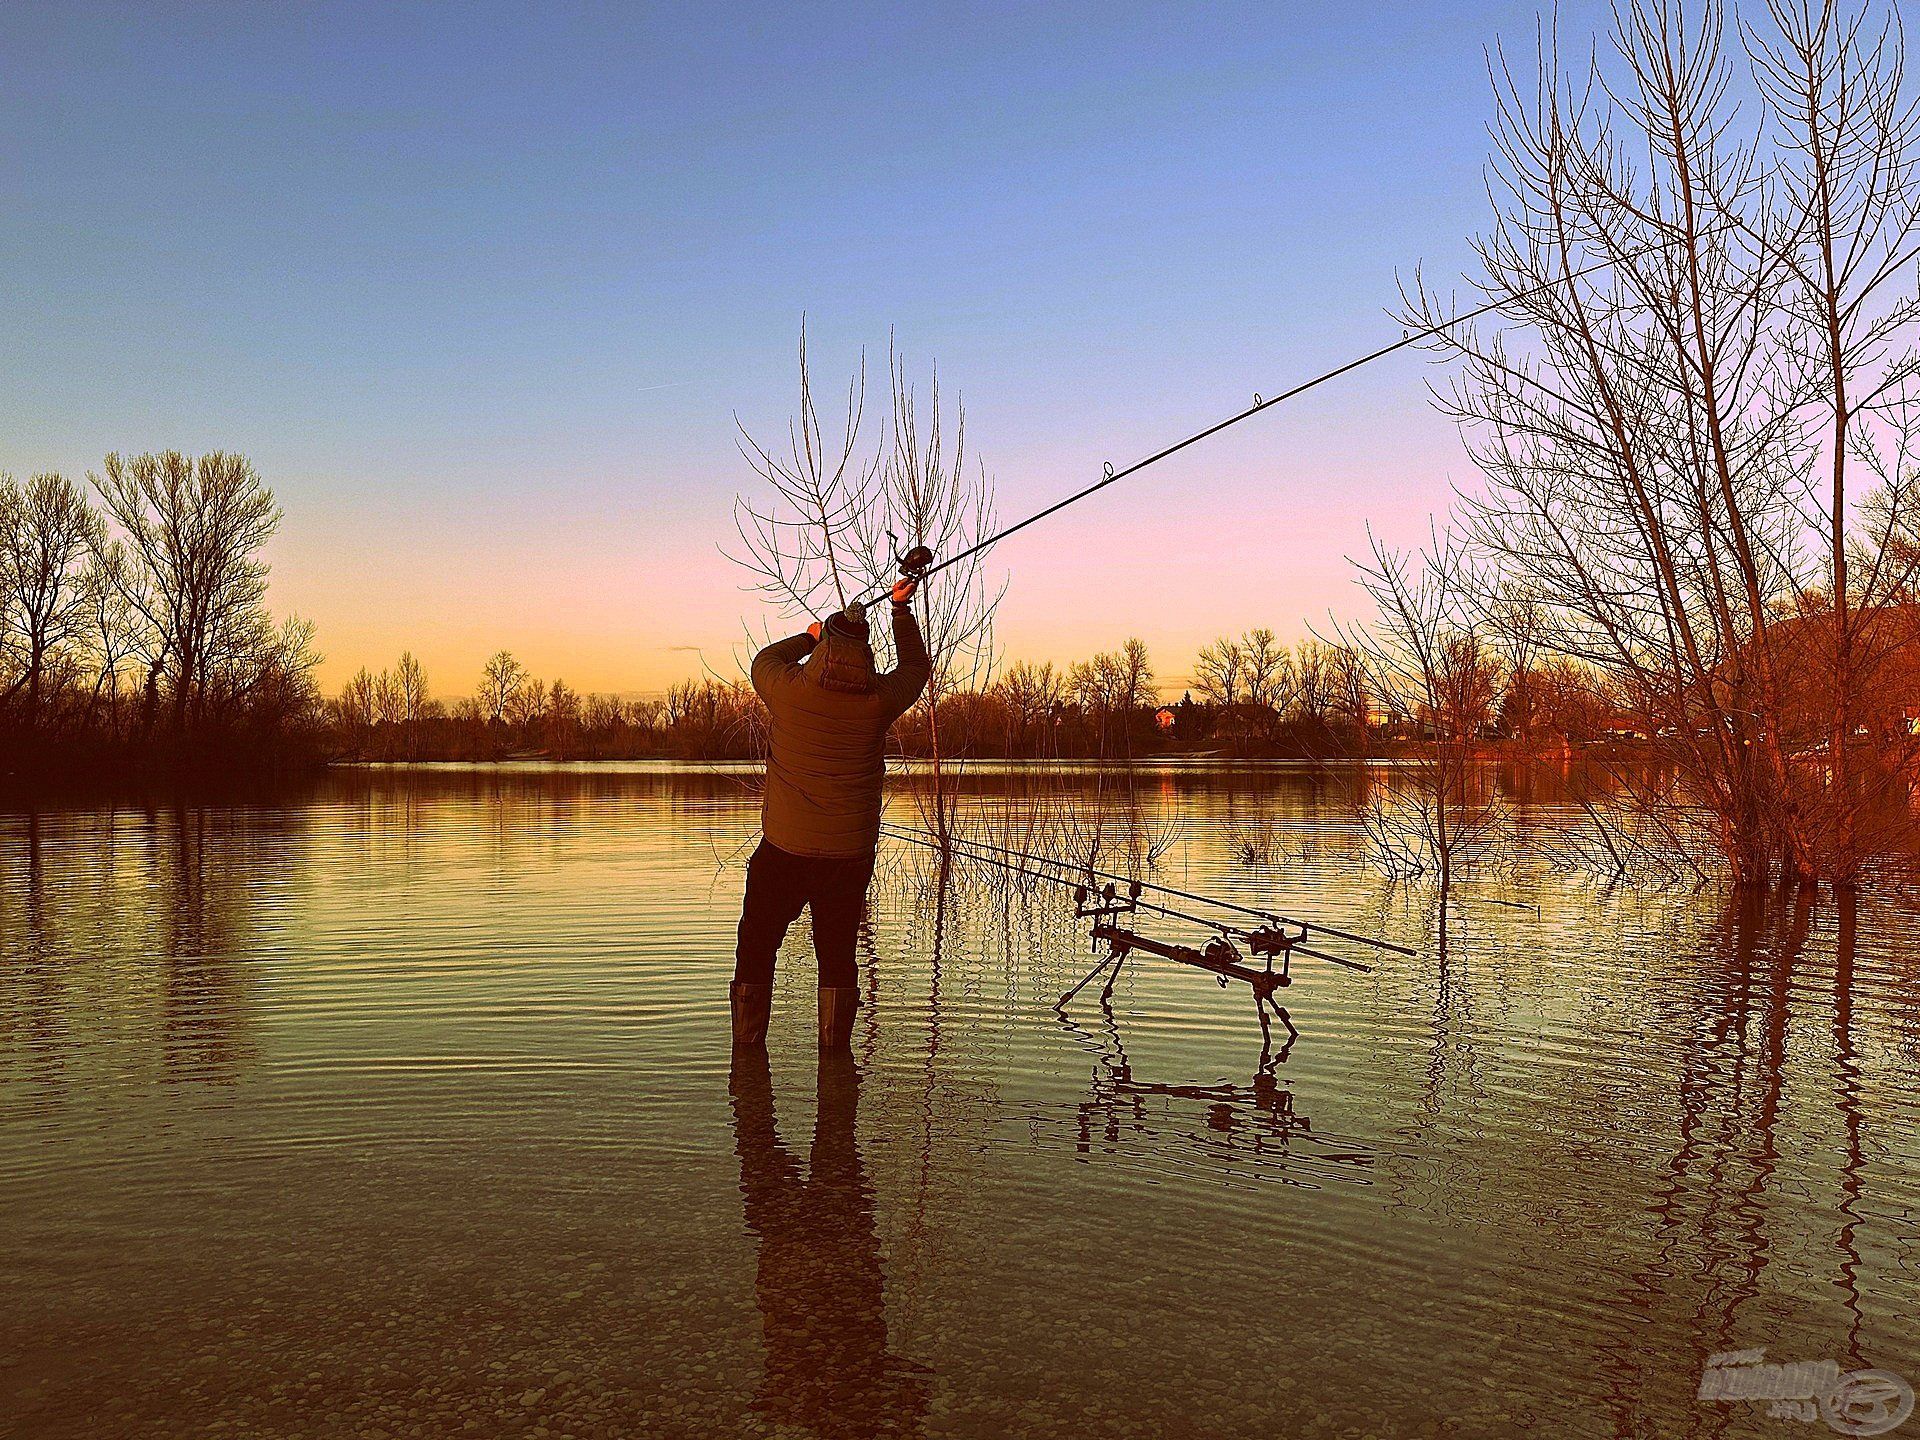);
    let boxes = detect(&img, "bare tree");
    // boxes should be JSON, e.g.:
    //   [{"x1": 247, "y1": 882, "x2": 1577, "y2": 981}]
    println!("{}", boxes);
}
[
  {"x1": 1241, "y1": 627, "x2": 1292, "y2": 710},
  {"x1": 1193, "y1": 636, "x2": 1246, "y2": 704},
  {"x1": 582, "y1": 692, "x2": 624, "y2": 733},
  {"x1": 1068, "y1": 639, "x2": 1155, "y2": 755},
  {"x1": 478, "y1": 650, "x2": 527, "y2": 724},
  {"x1": 504, "y1": 670, "x2": 546, "y2": 727},
  {"x1": 89, "y1": 451, "x2": 282, "y2": 736},
  {"x1": 395, "y1": 651, "x2": 427, "y2": 724},
  {"x1": 394, "y1": 650, "x2": 428, "y2": 758},
  {"x1": 78, "y1": 541, "x2": 142, "y2": 734},
  {"x1": 731, "y1": 320, "x2": 887, "y2": 617},
  {"x1": 339, "y1": 667, "x2": 378, "y2": 732},
  {"x1": 730, "y1": 324, "x2": 1005, "y2": 846},
  {"x1": 247, "y1": 615, "x2": 322, "y2": 737},
  {"x1": 0, "y1": 473, "x2": 101, "y2": 726},
  {"x1": 1748, "y1": 0, "x2": 1920, "y2": 879},
  {"x1": 857, "y1": 343, "x2": 1004, "y2": 842},
  {"x1": 373, "y1": 667, "x2": 405, "y2": 727},
  {"x1": 1118, "y1": 638, "x2": 1154, "y2": 711},
  {"x1": 1405, "y1": 0, "x2": 1920, "y2": 885},
  {"x1": 1327, "y1": 643, "x2": 1373, "y2": 736},
  {"x1": 1338, "y1": 530, "x2": 1508, "y2": 933},
  {"x1": 1292, "y1": 640, "x2": 1333, "y2": 724},
  {"x1": 993, "y1": 660, "x2": 1064, "y2": 730},
  {"x1": 1482, "y1": 582, "x2": 1549, "y2": 739}
]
